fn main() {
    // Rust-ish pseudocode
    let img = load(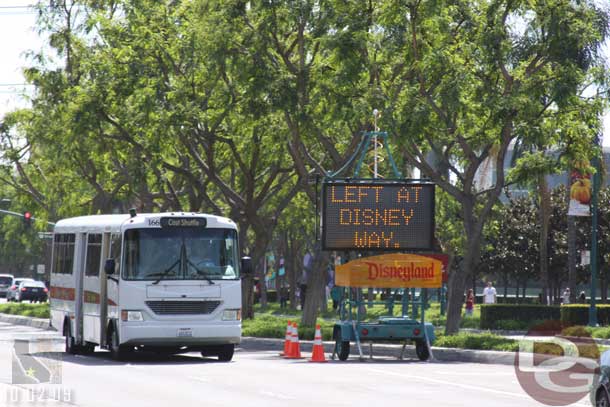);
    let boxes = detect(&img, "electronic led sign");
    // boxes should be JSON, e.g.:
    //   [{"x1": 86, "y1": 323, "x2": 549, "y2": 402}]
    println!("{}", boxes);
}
[{"x1": 322, "y1": 180, "x2": 434, "y2": 251}]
